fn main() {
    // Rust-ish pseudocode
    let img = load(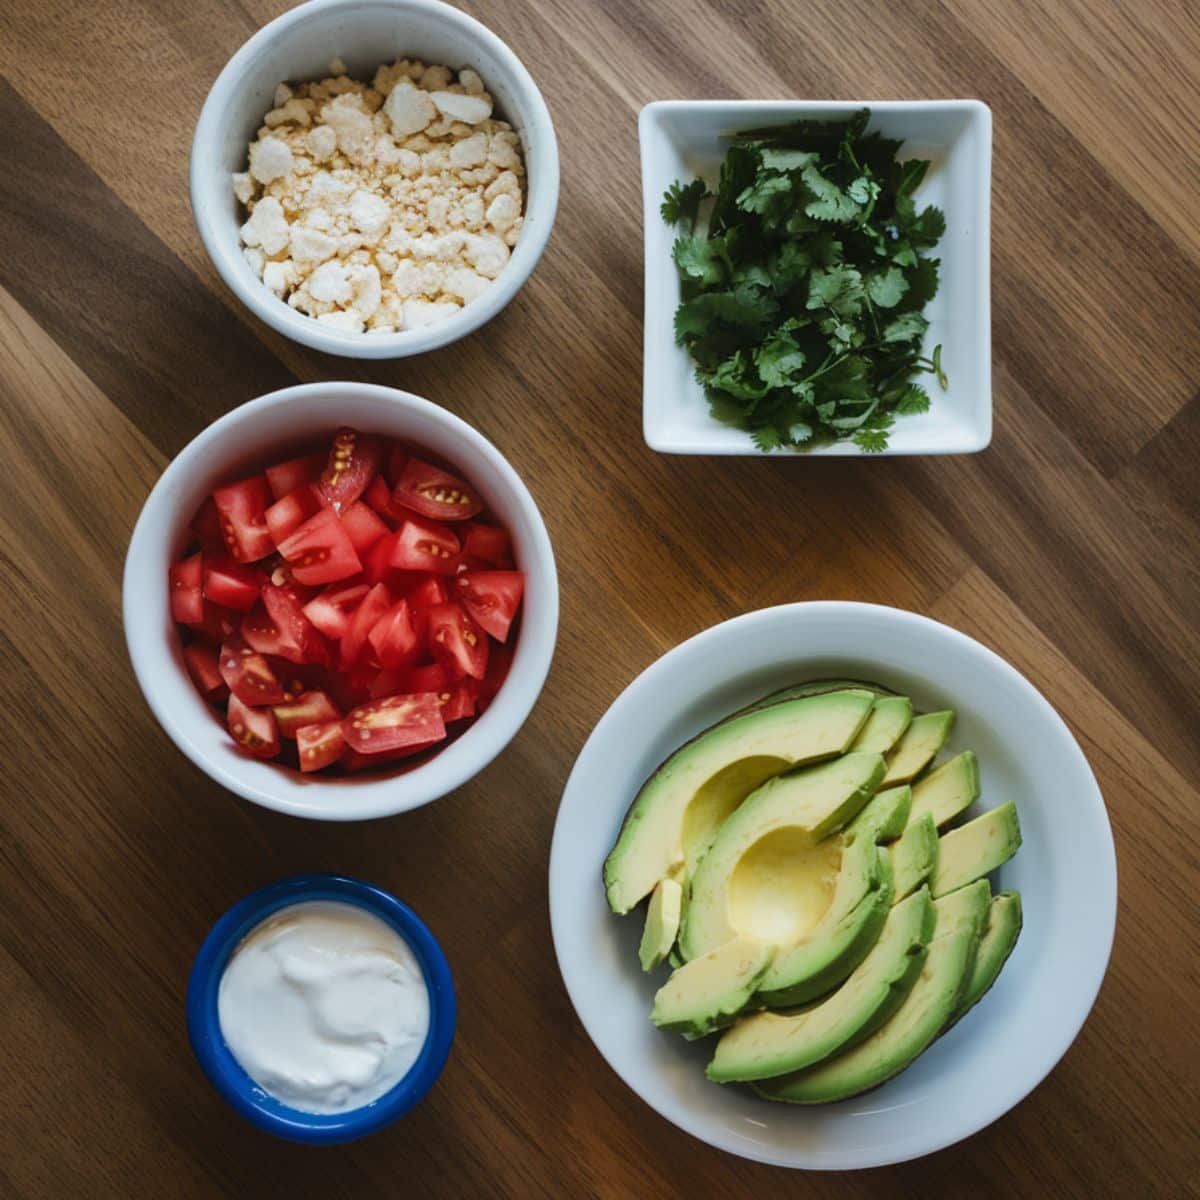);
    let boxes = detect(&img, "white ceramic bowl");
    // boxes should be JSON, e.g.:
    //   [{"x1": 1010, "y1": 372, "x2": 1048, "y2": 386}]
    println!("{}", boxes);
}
[
  {"x1": 124, "y1": 382, "x2": 558, "y2": 820},
  {"x1": 549, "y1": 603, "x2": 1115, "y2": 1169},
  {"x1": 640, "y1": 101, "x2": 992, "y2": 455},
  {"x1": 191, "y1": 0, "x2": 559, "y2": 358}
]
